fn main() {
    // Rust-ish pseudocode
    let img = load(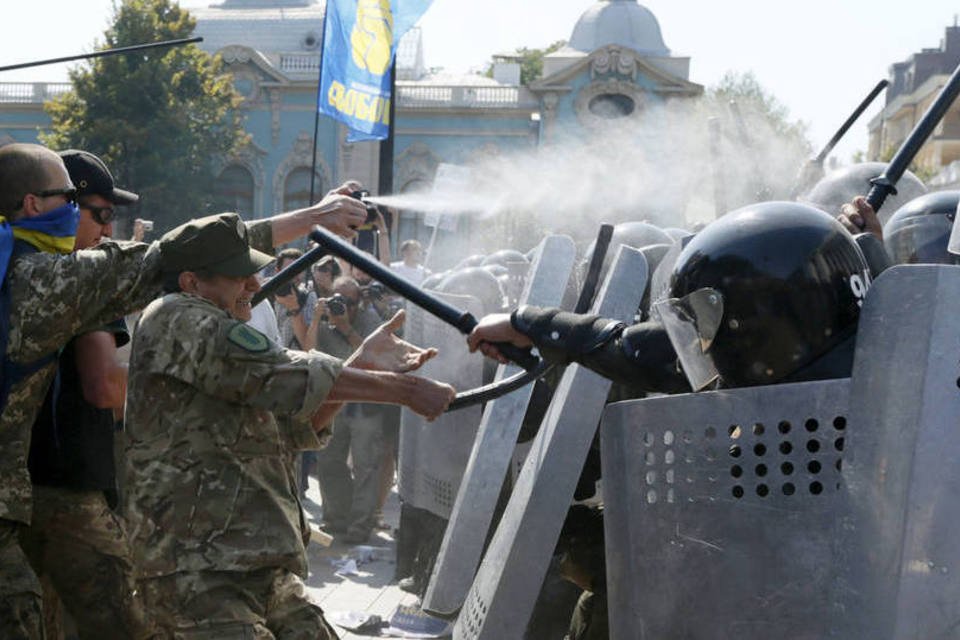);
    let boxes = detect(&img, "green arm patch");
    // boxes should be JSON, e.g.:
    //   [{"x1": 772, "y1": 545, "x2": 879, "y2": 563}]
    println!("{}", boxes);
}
[{"x1": 227, "y1": 323, "x2": 270, "y2": 353}]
